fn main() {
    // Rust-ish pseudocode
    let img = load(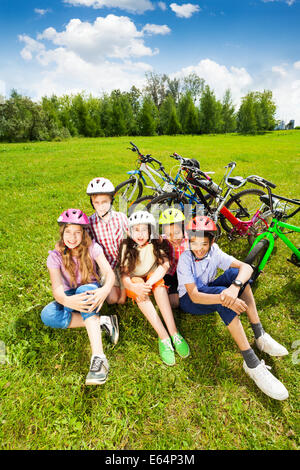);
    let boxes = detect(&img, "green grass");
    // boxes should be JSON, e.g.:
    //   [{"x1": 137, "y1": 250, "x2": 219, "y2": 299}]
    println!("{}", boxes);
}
[{"x1": 0, "y1": 131, "x2": 300, "y2": 450}]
